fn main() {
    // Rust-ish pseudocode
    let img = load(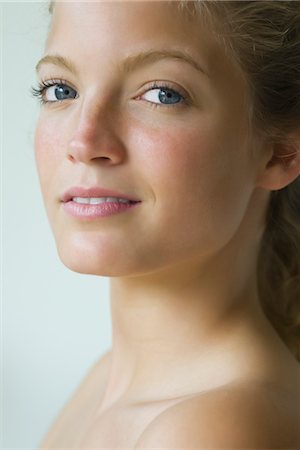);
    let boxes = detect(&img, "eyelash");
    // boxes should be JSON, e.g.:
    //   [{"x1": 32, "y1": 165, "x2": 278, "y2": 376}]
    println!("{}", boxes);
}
[
  {"x1": 30, "y1": 78, "x2": 73, "y2": 105},
  {"x1": 30, "y1": 78, "x2": 189, "y2": 109}
]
